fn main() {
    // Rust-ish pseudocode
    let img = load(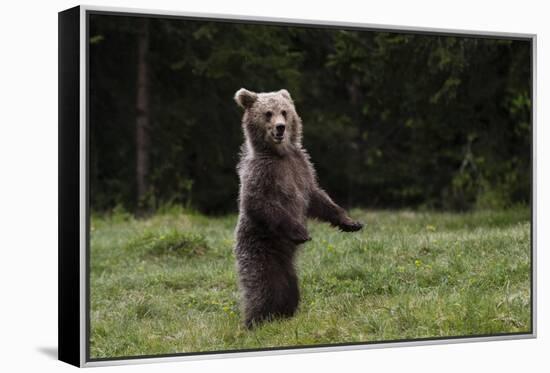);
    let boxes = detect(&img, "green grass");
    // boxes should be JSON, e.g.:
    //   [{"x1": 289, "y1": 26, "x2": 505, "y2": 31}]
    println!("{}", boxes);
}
[{"x1": 89, "y1": 208, "x2": 531, "y2": 359}]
